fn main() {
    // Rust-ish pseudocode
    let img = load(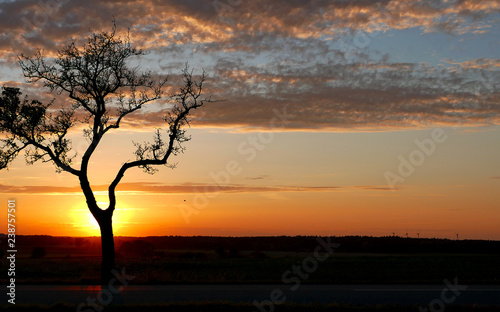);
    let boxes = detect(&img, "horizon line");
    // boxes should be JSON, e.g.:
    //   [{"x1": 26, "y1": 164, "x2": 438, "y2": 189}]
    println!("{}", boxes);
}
[{"x1": 4, "y1": 233, "x2": 499, "y2": 242}]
